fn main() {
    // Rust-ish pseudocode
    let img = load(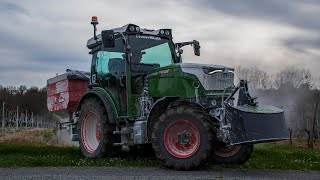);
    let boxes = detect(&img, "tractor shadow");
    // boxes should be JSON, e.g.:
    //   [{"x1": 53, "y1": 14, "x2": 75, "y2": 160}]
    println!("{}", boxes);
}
[{"x1": 115, "y1": 145, "x2": 158, "y2": 161}]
